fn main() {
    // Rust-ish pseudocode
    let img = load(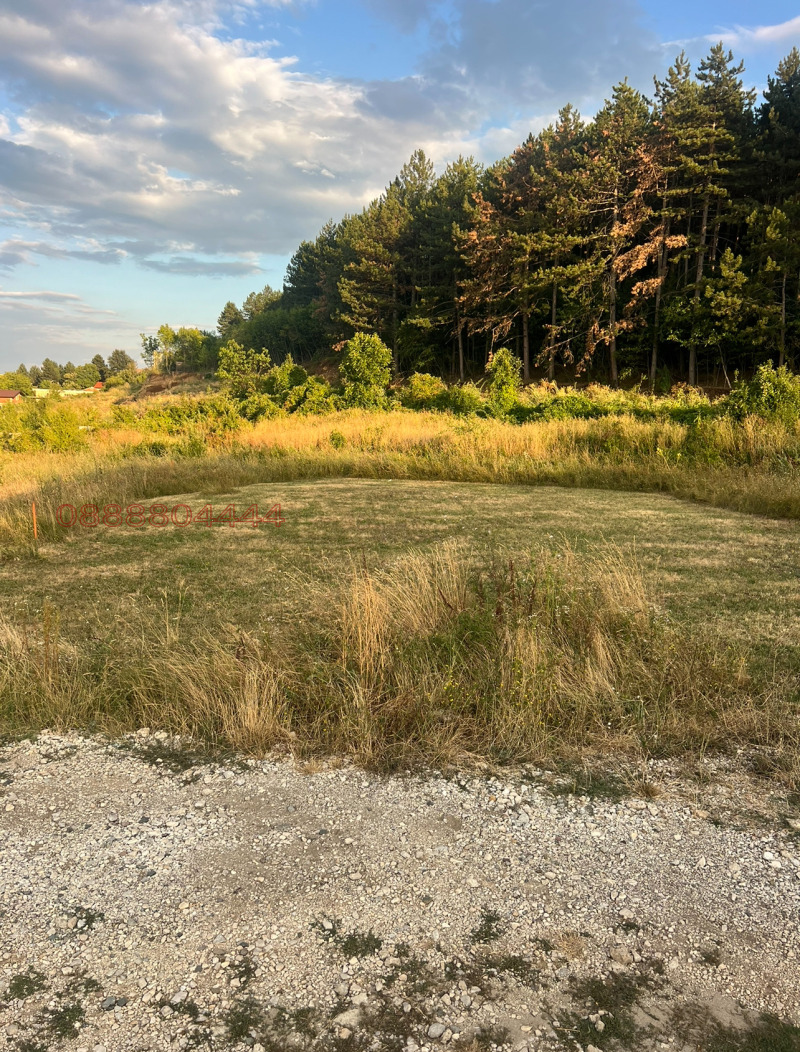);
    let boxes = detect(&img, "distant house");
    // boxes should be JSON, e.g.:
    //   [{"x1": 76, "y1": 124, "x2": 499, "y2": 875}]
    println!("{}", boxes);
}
[
  {"x1": 0, "y1": 390, "x2": 22, "y2": 403},
  {"x1": 93, "y1": 381, "x2": 104, "y2": 390}
]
